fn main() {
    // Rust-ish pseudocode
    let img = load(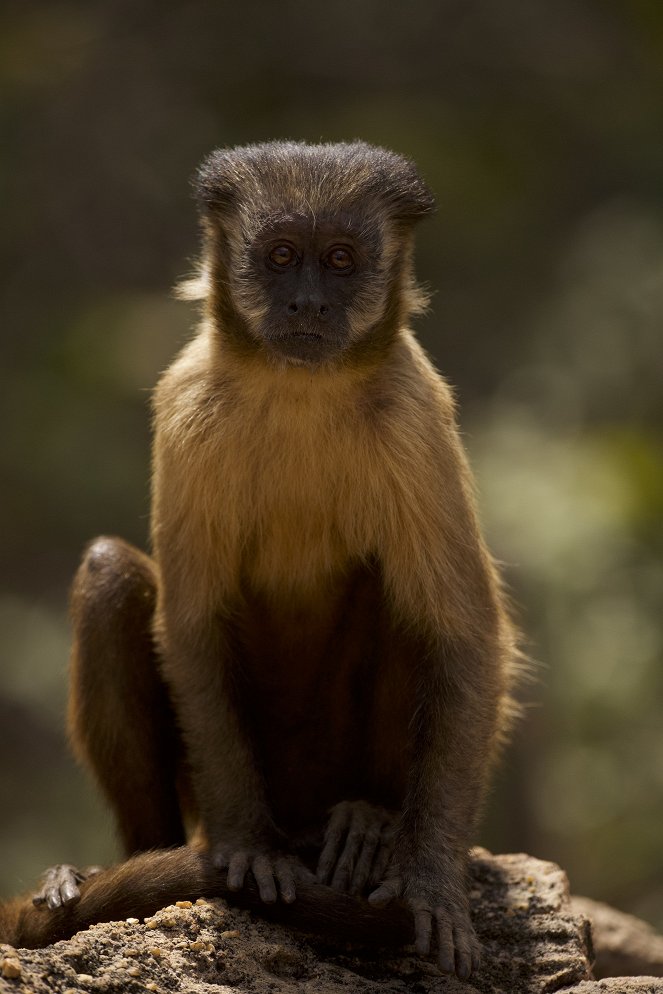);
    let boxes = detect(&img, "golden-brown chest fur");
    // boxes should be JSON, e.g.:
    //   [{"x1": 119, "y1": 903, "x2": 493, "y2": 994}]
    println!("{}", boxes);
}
[
  {"x1": 221, "y1": 361, "x2": 378, "y2": 596},
  {"x1": 150, "y1": 321, "x2": 515, "y2": 826},
  {"x1": 153, "y1": 325, "x2": 455, "y2": 614},
  {"x1": 151, "y1": 320, "x2": 501, "y2": 650}
]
